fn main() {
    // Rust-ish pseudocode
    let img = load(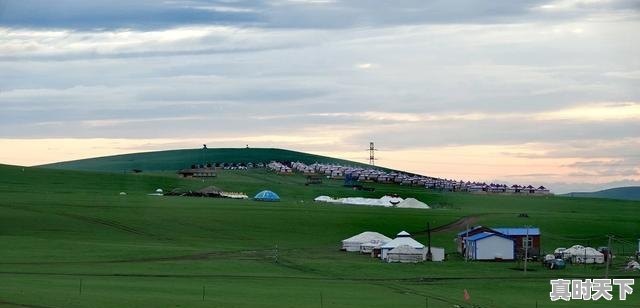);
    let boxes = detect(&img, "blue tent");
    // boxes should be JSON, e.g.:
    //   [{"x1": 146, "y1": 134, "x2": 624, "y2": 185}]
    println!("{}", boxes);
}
[{"x1": 254, "y1": 190, "x2": 280, "y2": 202}]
